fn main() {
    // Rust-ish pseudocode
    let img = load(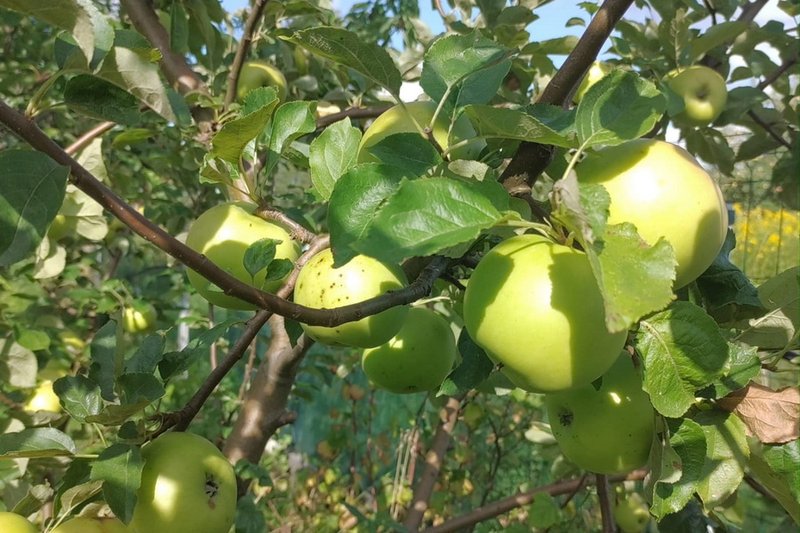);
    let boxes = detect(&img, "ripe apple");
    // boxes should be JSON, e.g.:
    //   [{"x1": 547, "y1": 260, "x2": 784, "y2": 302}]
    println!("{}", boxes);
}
[
  {"x1": 0, "y1": 511, "x2": 37, "y2": 533},
  {"x1": 185, "y1": 202, "x2": 301, "y2": 310},
  {"x1": 357, "y1": 101, "x2": 484, "y2": 163},
  {"x1": 24, "y1": 379, "x2": 62, "y2": 413},
  {"x1": 122, "y1": 302, "x2": 157, "y2": 334},
  {"x1": 129, "y1": 432, "x2": 236, "y2": 533},
  {"x1": 665, "y1": 65, "x2": 728, "y2": 126},
  {"x1": 573, "y1": 61, "x2": 611, "y2": 103},
  {"x1": 52, "y1": 516, "x2": 129, "y2": 533},
  {"x1": 613, "y1": 492, "x2": 651, "y2": 533},
  {"x1": 463, "y1": 234, "x2": 625, "y2": 393},
  {"x1": 236, "y1": 60, "x2": 288, "y2": 102},
  {"x1": 545, "y1": 353, "x2": 655, "y2": 474},
  {"x1": 575, "y1": 138, "x2": 728, "y2": 288},
  {"x1": 293, "y1": 249, "x2": 409, "y2": 347},
  {"x1": 361, "y1": 307, "x2": 457, "y2": 393}
]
